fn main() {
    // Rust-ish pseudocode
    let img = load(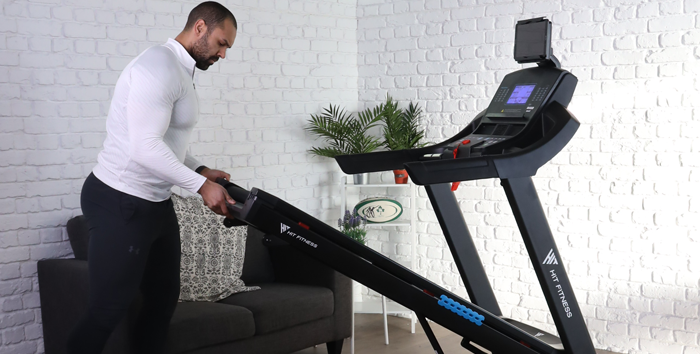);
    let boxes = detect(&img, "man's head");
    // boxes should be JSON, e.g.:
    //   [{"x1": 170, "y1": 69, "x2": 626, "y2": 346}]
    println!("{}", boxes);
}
[{"x1": 178, "y1": 1, "x2": 237, "y2": 70}]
